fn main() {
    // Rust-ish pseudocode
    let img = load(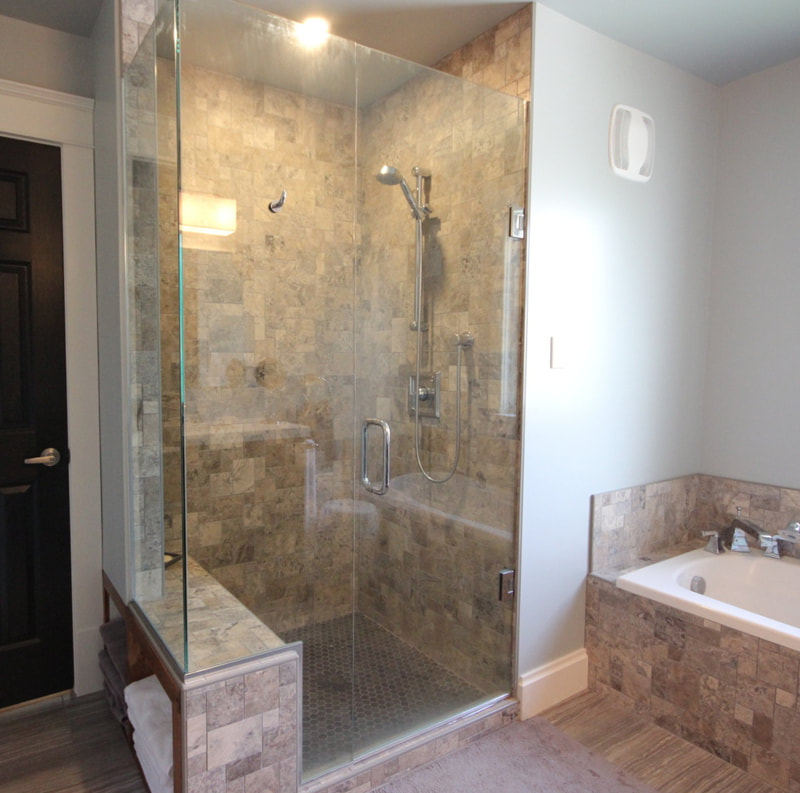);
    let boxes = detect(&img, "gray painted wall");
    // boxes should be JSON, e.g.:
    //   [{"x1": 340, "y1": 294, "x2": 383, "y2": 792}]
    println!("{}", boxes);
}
[
  {"x1": 703, "y1": 57, "x2": 800, "y2": 488},
  {"x1": 0, "y1": 14, "x2": 94, "y2": 98},
  {"x1": 519, "y1": 5, "x2": 718, "y2": 674}
]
